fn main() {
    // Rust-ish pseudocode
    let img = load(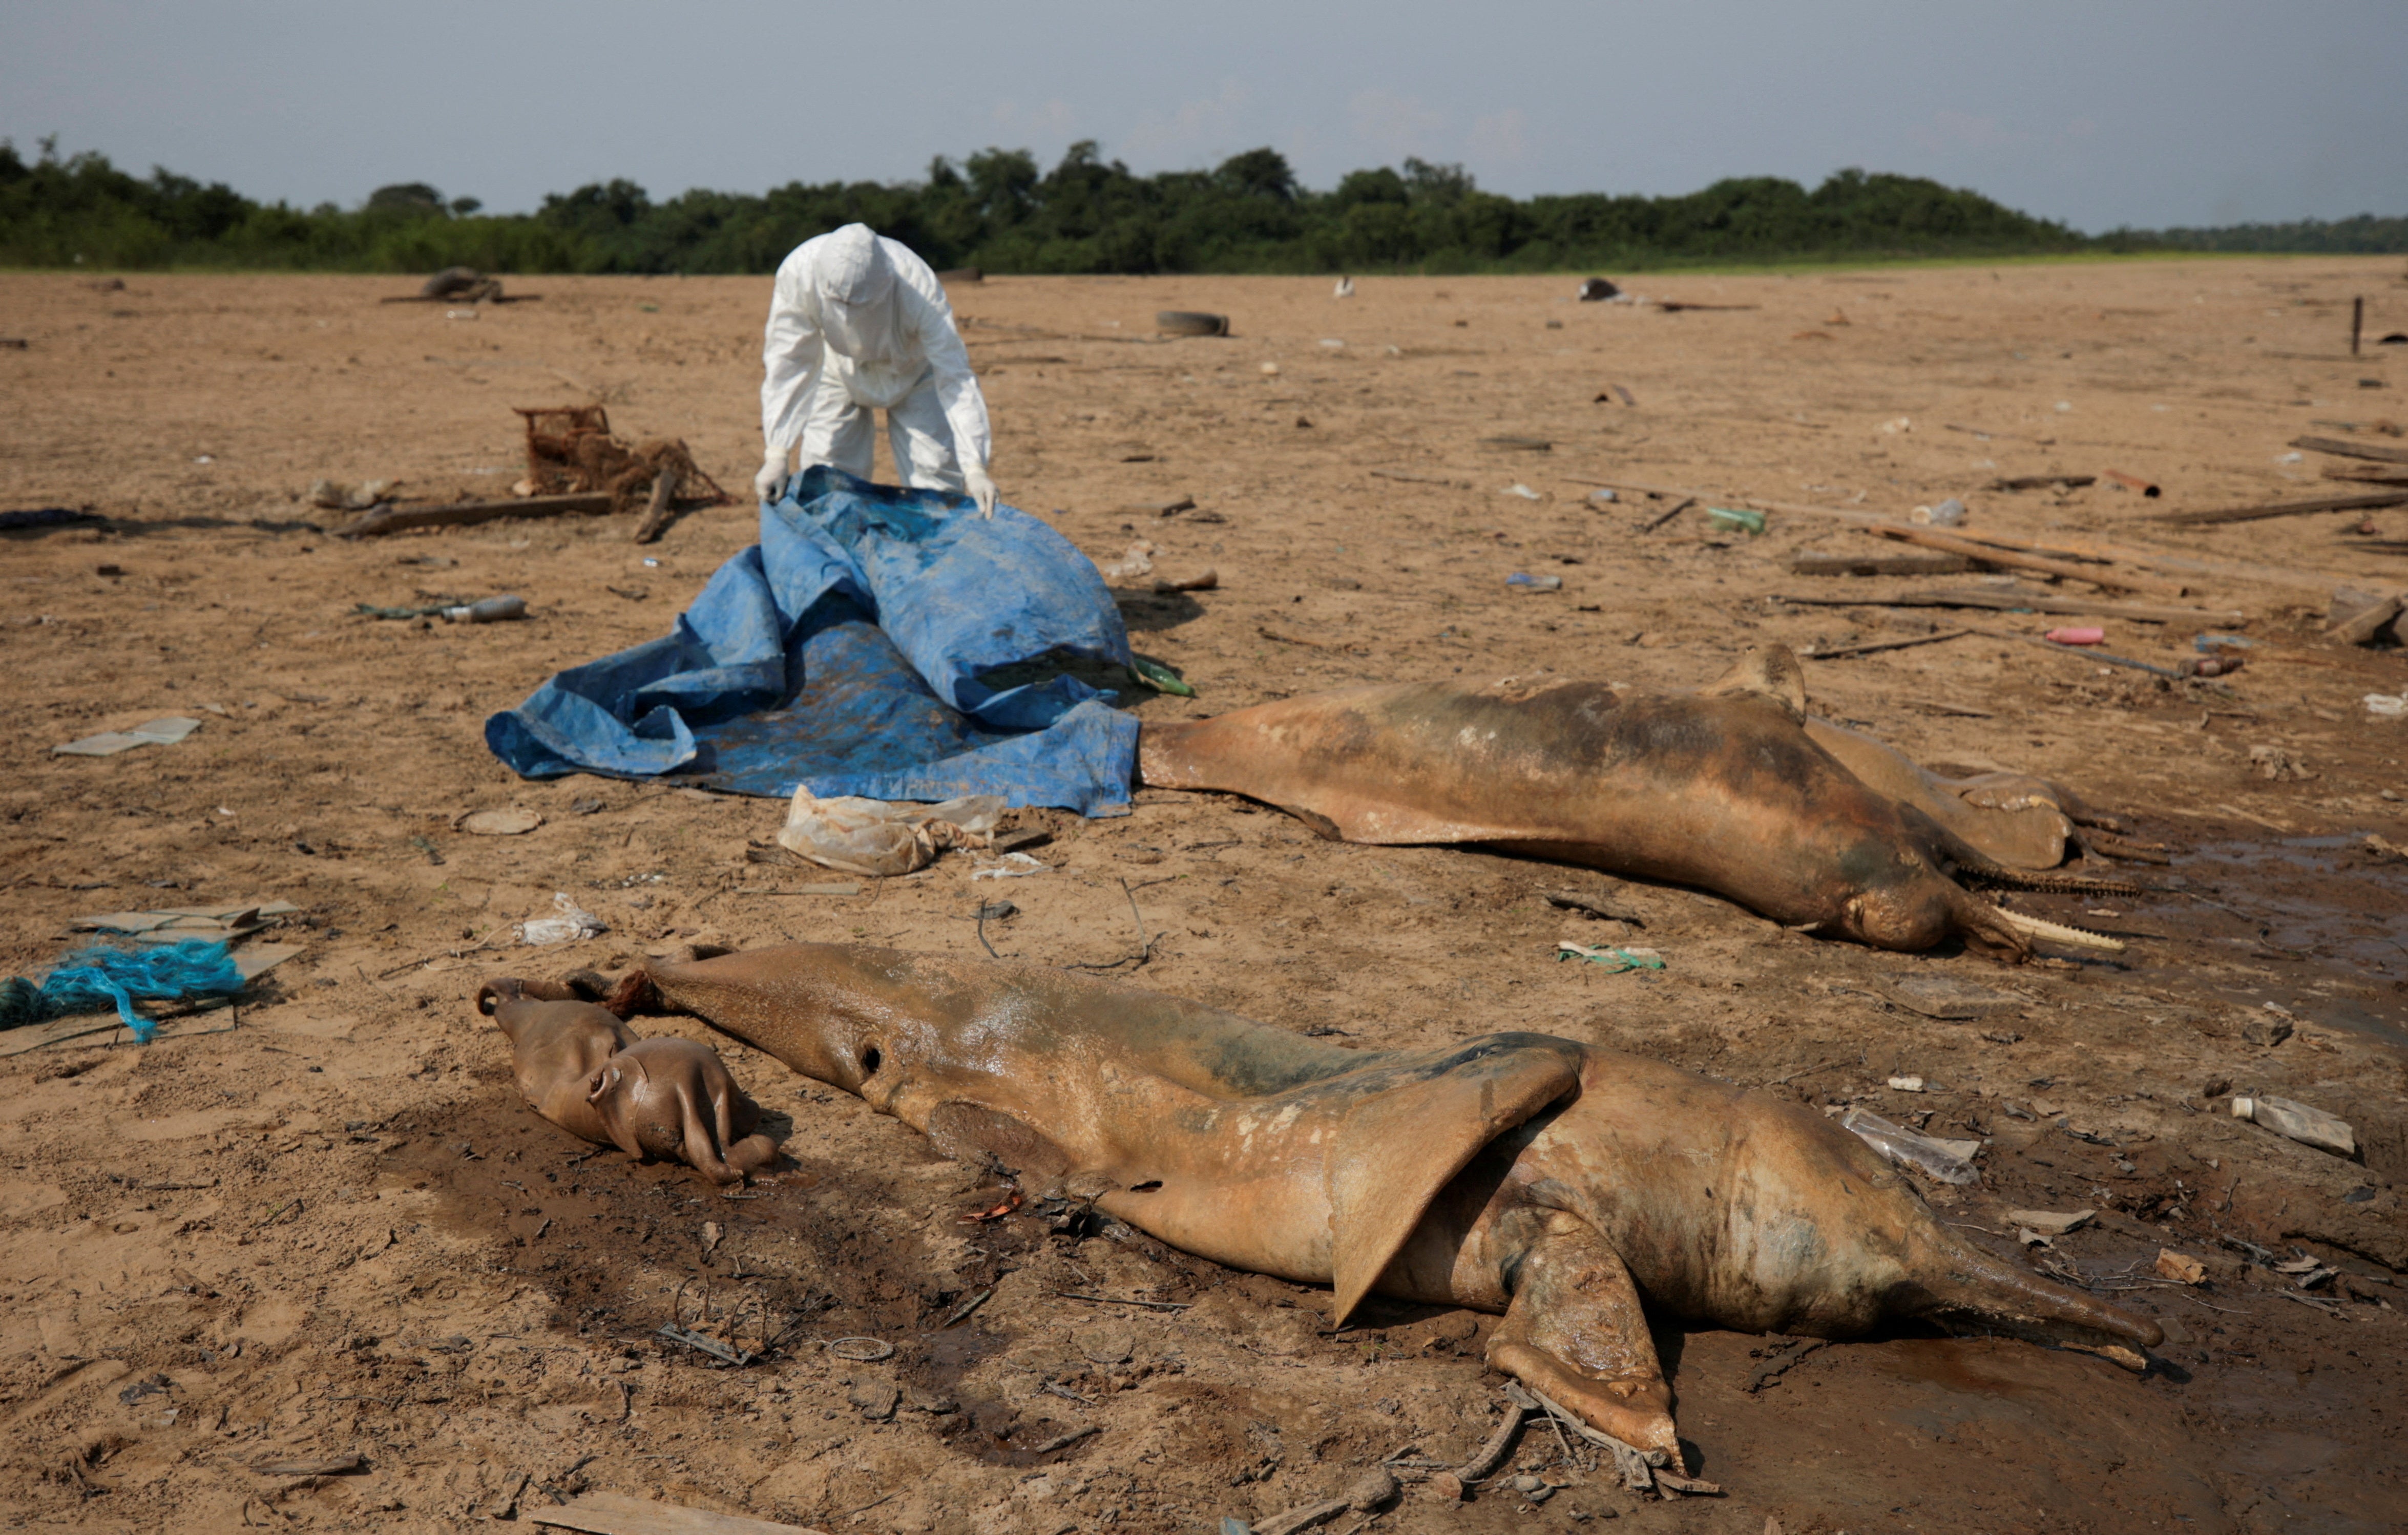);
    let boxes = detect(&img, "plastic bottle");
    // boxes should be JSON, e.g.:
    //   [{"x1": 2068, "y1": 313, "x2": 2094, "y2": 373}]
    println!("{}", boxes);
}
[{"x1": 443, "y1": 595, "x2": 527, "y2": 623}]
